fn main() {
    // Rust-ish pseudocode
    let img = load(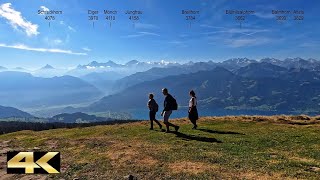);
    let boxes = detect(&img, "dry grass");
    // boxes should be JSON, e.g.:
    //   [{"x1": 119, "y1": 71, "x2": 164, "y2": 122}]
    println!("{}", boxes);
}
[
  {"x1": 168, "y1": 161, "x2": 218, "y2": 174},
  {"x1": 0, "y1": 115, "x2": 319, "y2": 179},
  {"x1": 200, "y1": 115, "x2": 320, "y2": 125},
  {"x1": 236, "y1": 171, "x2": 290, "y2": 180}
]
